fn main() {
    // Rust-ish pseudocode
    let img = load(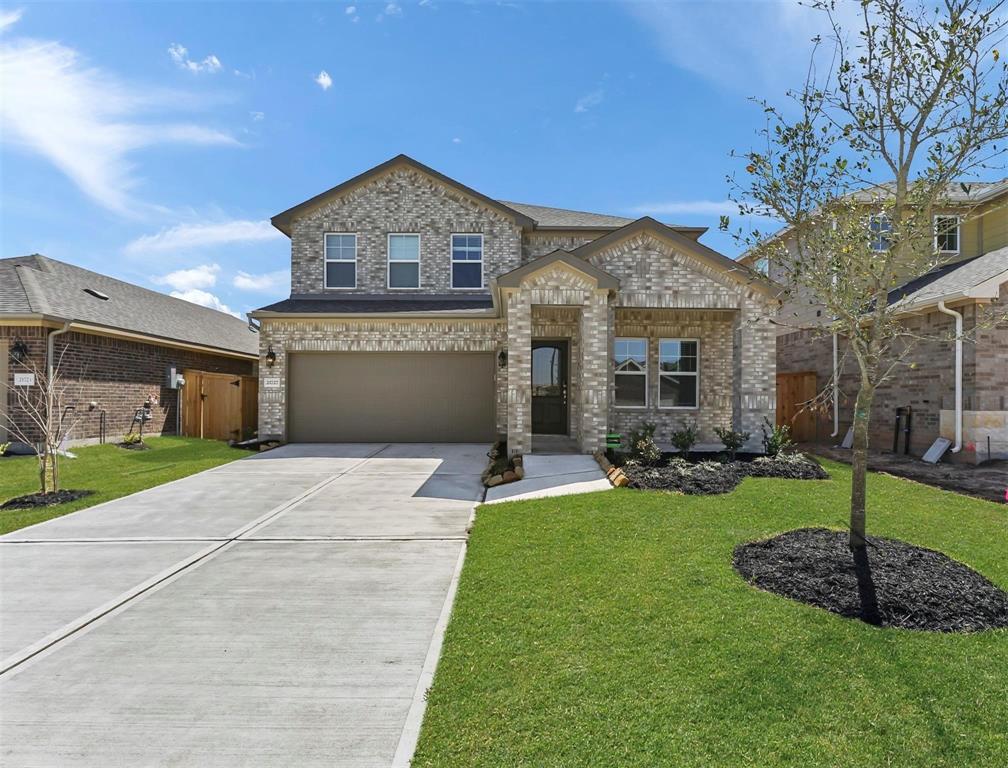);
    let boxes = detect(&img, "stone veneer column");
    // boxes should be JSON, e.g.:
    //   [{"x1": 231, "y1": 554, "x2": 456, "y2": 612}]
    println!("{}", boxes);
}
[
  {"x1": 506, "y1": 291, "x2": 532, "y2": 455},
  {"x1": 579, "y1": 290, "x2": 611, "y2": 453},
  {"x1": 733, "y1": 294, "x2": 776, "y2": 451}
]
